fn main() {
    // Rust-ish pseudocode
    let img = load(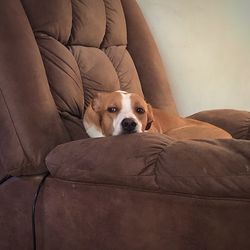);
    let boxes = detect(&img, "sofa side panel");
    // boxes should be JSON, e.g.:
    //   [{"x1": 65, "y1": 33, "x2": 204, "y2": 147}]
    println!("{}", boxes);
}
[
  {"x1": 36, "y1": 179, "x2": 250, "y2": 250},
  {"x1": 0, "y1": 176, "x2": 43, "y2": 250},
  {"x1": 0, "y1": 0, "x2": 69, "y2": 176}
]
